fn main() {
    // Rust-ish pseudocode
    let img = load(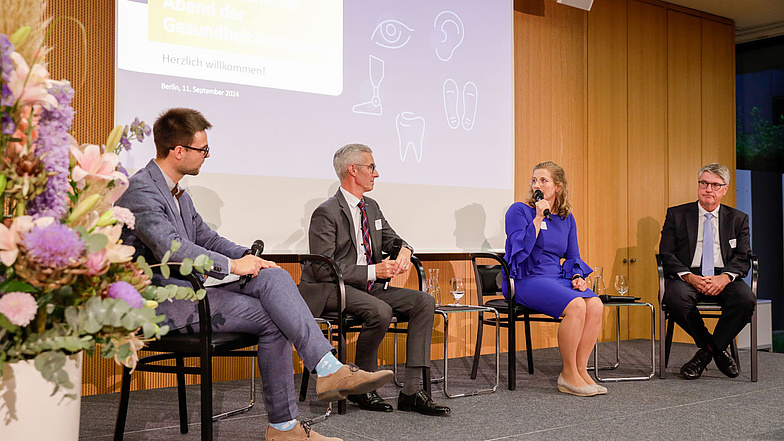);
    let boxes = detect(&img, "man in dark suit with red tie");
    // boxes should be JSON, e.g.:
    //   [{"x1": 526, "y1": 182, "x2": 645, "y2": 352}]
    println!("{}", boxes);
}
[
  {"x1": 659, "y1": 163, "x2": 756, "y2": 380},
  {"x1": 299, "y1": 144, "x2": 450, "y2": 416}
]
